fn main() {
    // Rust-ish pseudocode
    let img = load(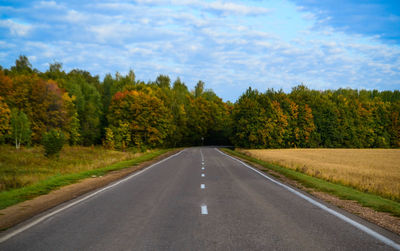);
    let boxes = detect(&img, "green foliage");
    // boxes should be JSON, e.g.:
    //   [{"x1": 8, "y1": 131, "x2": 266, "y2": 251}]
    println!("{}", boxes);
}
[
  {"x1": 10, "y1": 55, "x2": 33, "y2": 74},
  {"x1": 232, "y1": 86, "x2": 400, "y2": 148},
  {"x1": 10, "y1": 108, "x2": 31, "y2": 149},
  {"x1": 1, "y1": 56, "x2": 400, "y2": 149},
  {"x1": 64, "y1": 71, "x2": 102, "y2": 145},
  {"x1": 103, "y1": 127, "x2": 115, "y2": 150},
  {"x1": 42, "y1": 129, "x2": 65, "y2": 157}
]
